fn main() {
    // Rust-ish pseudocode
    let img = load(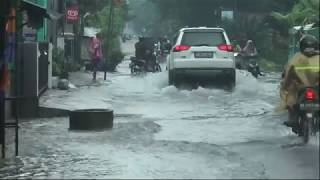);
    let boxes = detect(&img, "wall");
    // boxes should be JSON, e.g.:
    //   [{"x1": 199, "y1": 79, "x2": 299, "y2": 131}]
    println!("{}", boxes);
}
[
  {"x1": 47, "y1": 0, "x2": 57, "y2": 45},
  {"x1": 36, "y1": 0, "x2": 48, "y2": 41}
]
